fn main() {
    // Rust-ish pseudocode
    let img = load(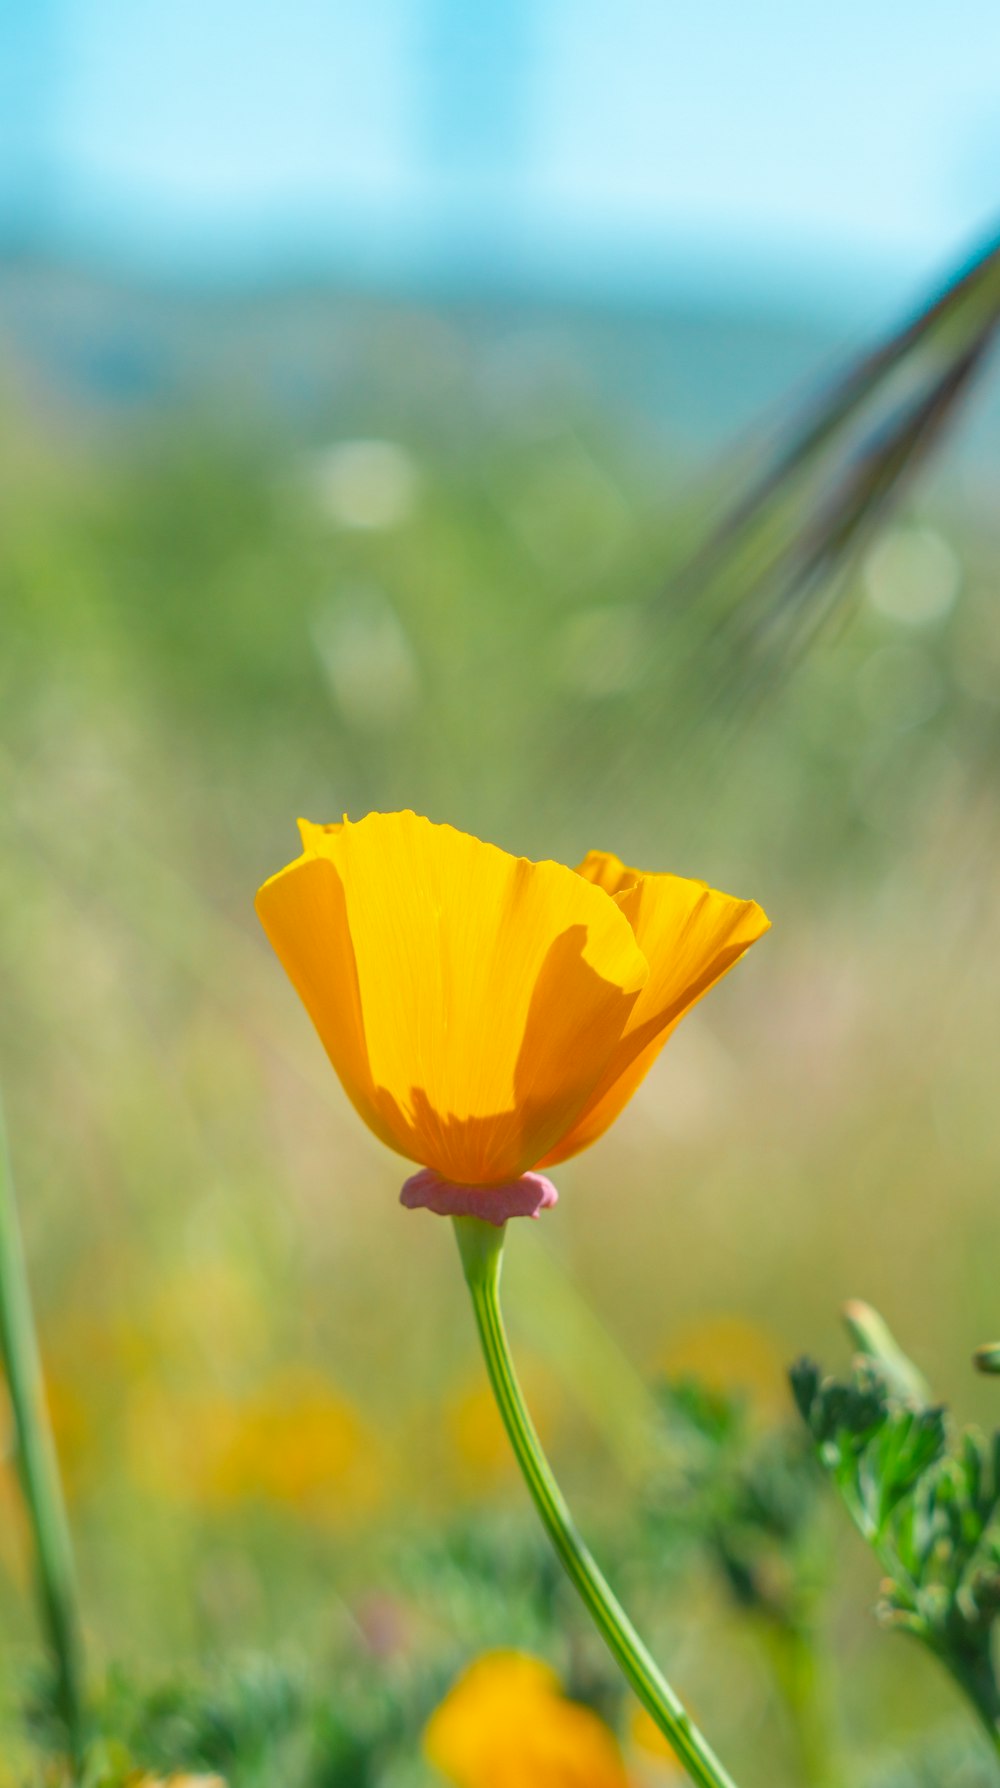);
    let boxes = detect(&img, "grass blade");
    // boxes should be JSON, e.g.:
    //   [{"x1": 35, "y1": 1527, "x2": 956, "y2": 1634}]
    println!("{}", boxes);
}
[{"x1": 0, "y1": 1098, "x2": 85, "y2": 1773}]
